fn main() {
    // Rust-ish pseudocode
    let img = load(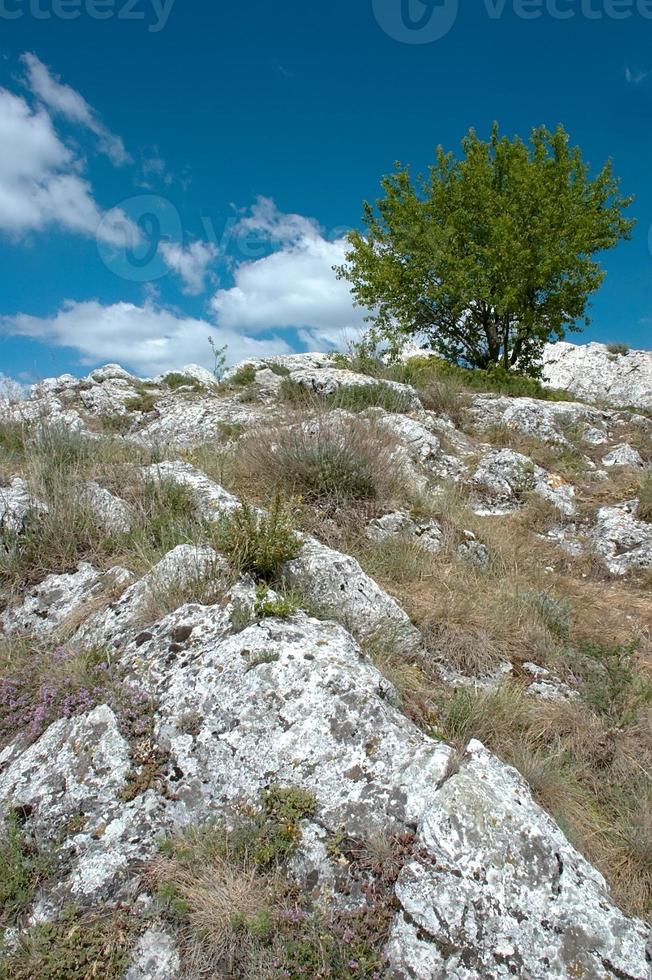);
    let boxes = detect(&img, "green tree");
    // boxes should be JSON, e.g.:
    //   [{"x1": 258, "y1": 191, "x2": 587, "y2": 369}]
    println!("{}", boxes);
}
[{"x1": 336, "y1": 125, "x2": 634, "y2": 376}]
